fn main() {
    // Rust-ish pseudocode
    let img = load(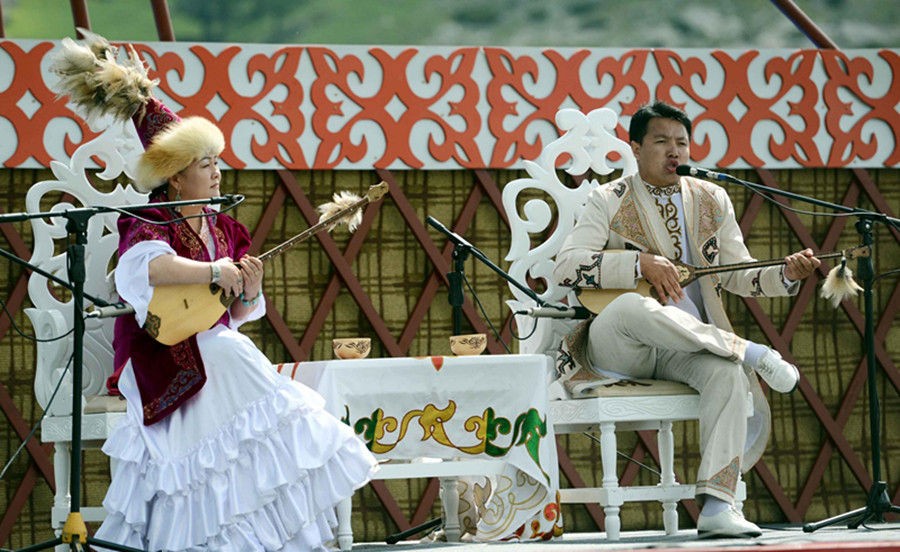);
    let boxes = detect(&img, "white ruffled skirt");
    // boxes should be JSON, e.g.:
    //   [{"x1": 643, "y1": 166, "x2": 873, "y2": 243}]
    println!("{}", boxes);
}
[{"x1": 95, "y1": 325, "x2": 378, "y2": 551}]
